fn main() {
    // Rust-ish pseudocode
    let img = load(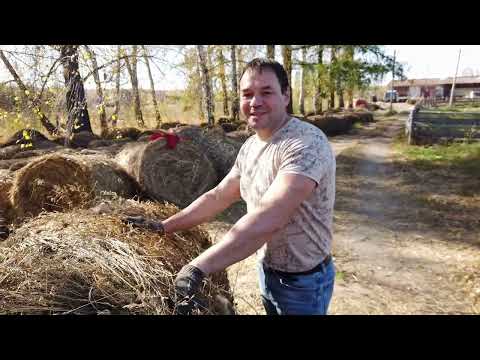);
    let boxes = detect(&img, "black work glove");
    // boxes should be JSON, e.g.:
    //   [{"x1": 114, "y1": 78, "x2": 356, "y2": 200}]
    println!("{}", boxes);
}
[
  {"x1": 174, "y1": 264, "x2": 206, "y2": 315},
  {"x1": 123, "y1": 216, "x2": 164, "y2": 234}
]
